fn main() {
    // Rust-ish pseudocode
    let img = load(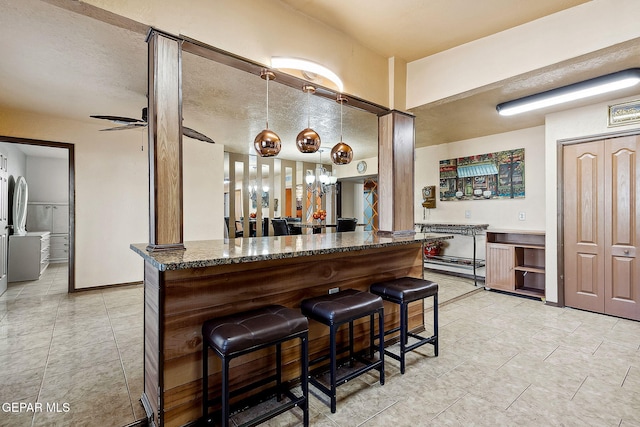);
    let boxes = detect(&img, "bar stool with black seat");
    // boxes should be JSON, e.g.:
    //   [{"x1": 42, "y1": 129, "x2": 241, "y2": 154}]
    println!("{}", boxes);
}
[
  {"x1": 202, "y1": 305, "x2": 309, "y2": 427},
  {"x1": 369, "y1": 277, "x2": 438, "y2": 374},
  {"x1": 300, "y1": 289, "x2": 384, "y2": 413}
]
